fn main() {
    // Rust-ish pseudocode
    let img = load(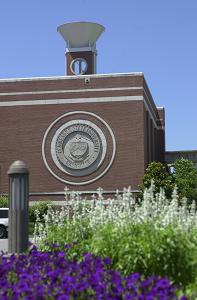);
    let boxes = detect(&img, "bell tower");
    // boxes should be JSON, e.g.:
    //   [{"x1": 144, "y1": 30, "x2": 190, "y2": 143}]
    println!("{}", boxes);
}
[{"x1": 57, "y1": 21, "x2": 105, "y2": 76}]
